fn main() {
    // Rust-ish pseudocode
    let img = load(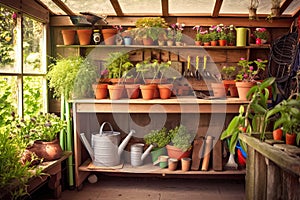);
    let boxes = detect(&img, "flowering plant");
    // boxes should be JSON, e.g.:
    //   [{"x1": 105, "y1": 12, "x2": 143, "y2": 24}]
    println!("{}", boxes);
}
[
  {"x1": 209, "y1": 25, "x2": 219, "y2": 41},
  {"x1": 170, "y1": 23, "x2": 185, "y2": 42},
  {"x1": 253, "y1": 28, "x2": 268, "y2": 40},
  {"x1": 193, "y1": 25, "x2": 207, "y2": 41},
  {"x1": 216, "y1": 24, "x2": 228, "y2": 40},
  {"x1": 227, "y1": 25, "x2": 235, "y2": 44},
  {"x1": 236, "y1": 58, "x2": 268, "y2": 82},
  {"x1": 113, "y1": 25, "x2": 123, "y2": 33}
]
